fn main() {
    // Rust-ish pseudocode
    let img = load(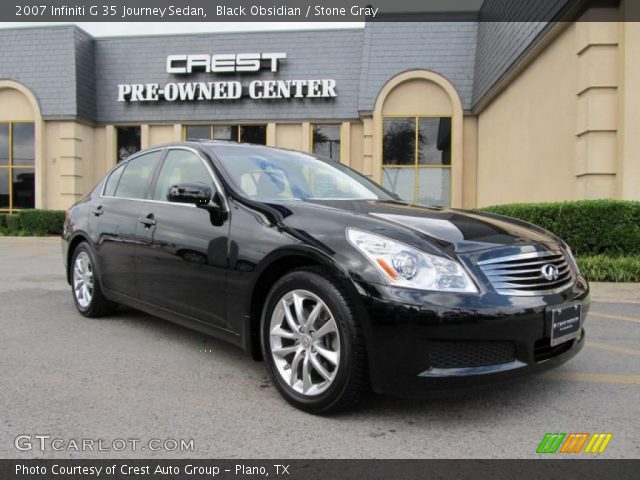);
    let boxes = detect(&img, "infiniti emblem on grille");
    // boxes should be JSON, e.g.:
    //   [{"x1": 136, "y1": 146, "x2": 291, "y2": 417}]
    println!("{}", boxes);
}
[{"x1": 541, "y1": 264, "x2": 560, "y2": 281}]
